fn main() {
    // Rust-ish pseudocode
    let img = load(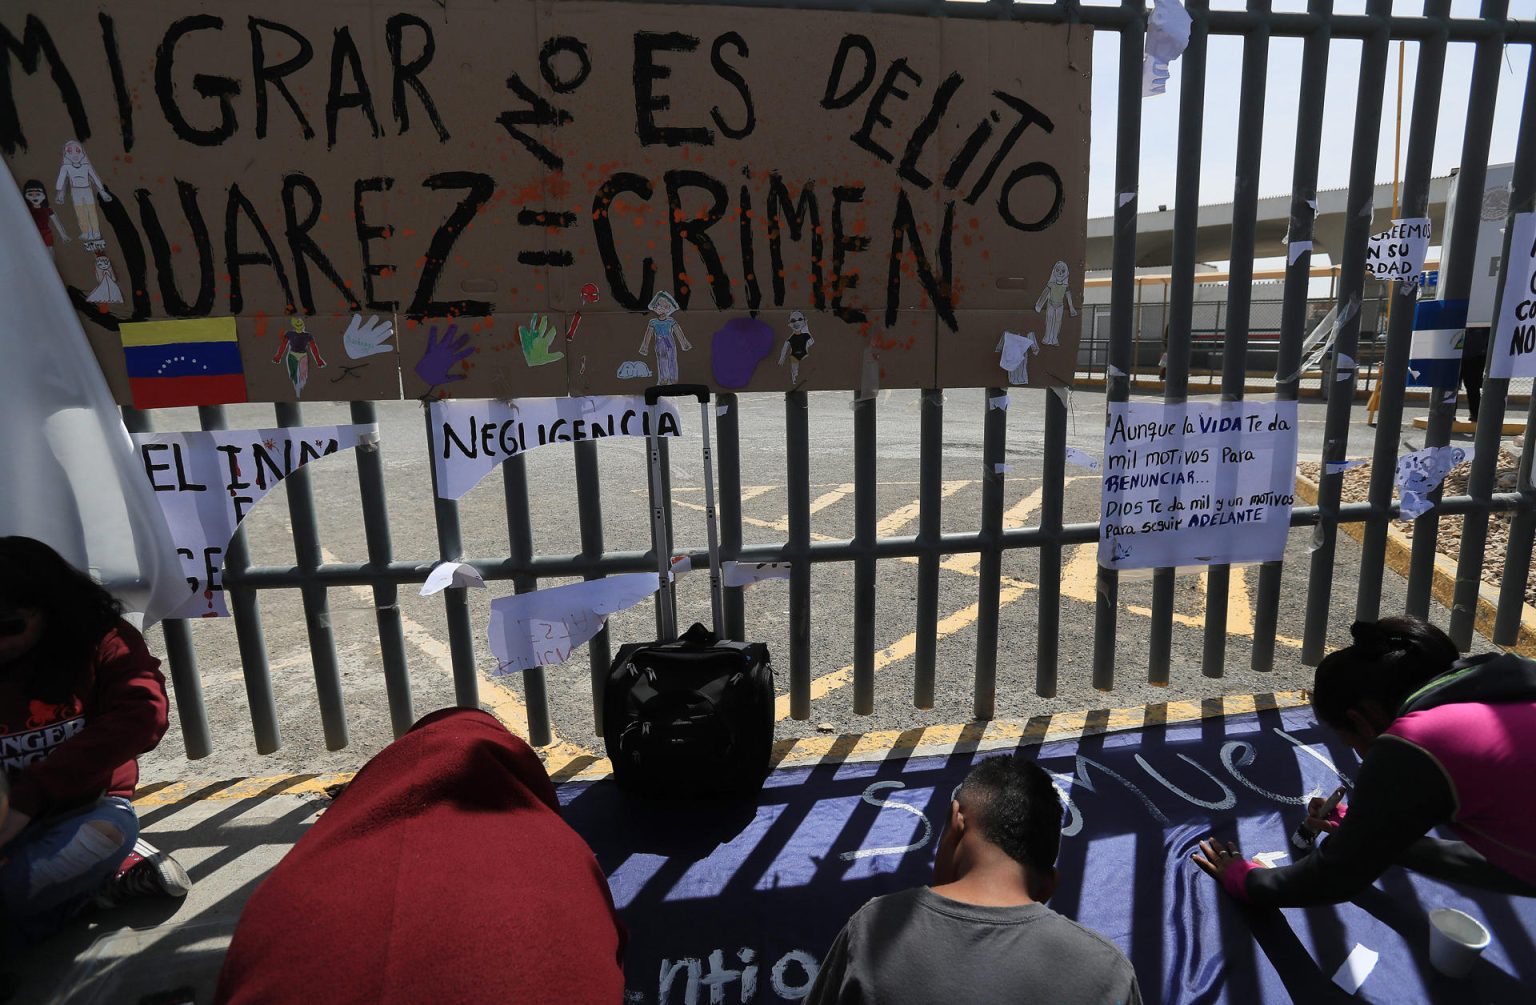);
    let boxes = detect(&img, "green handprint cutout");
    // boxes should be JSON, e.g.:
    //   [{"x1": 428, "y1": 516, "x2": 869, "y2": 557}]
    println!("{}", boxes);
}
[{"x1": 518, "y1": 313, "x2": 565, "y2": 368}]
